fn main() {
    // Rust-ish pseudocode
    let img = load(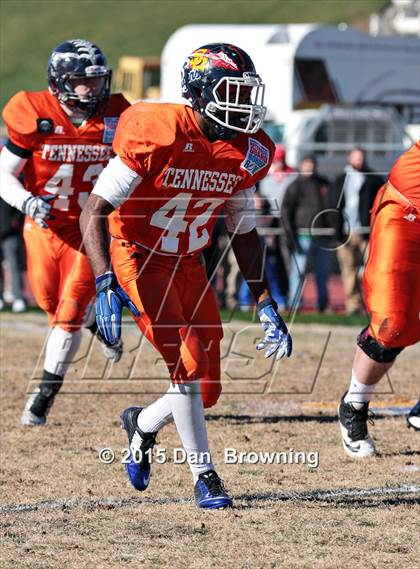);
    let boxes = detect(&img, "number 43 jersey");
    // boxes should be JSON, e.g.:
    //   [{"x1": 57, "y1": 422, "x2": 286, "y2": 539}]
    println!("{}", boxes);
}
[
  {"x1": 105, "y1": 102, "x2": 275, "y2": 256},
  {"x1": 2, "y1": 90, "x2": 130, "y2": 231}
]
